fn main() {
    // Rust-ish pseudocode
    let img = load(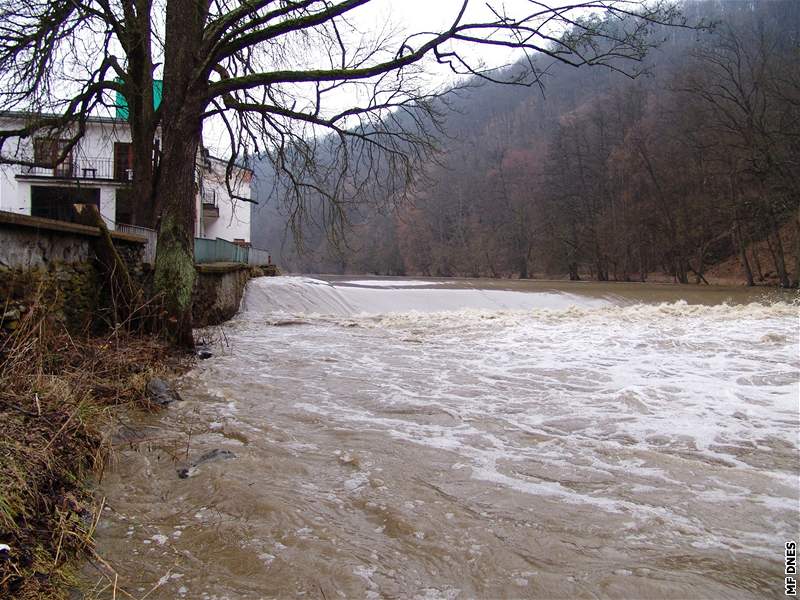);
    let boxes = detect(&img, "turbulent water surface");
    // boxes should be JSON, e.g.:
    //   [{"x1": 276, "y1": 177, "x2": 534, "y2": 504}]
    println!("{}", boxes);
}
[{"x1": 88, "y1": 277, "x2": 799, "y2": 599}]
